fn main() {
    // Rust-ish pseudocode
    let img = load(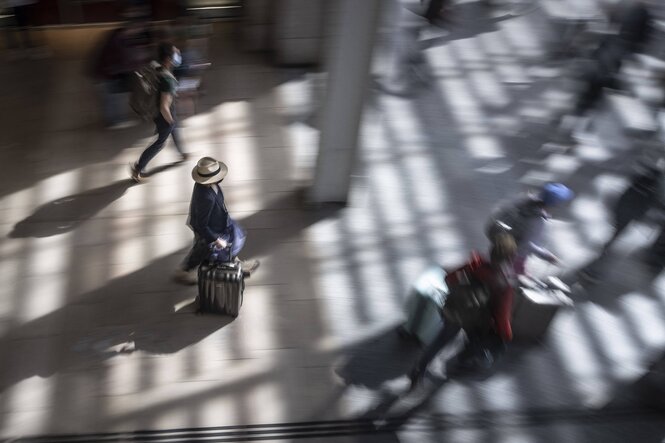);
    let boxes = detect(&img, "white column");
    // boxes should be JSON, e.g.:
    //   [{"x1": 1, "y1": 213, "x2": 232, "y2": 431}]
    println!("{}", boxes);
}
[{"x1": 309, "y1": 0, "x2": 382, "y2": 204}]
